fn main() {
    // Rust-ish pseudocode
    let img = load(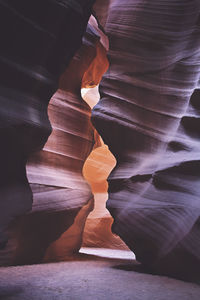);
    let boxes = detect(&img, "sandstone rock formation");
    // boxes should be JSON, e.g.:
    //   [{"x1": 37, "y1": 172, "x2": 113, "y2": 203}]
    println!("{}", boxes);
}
[
  {"x1": 82, "y1": 87, "x2": 129, "y2": 250},
  {"x1": 0, "y1": 18, "x2": 112, "y2": 265},
  {"x1": 26, "y1": 24, "x2": 99, "y2": 264},
  {"x1": 1, "y1": 0, "x2": 199, "y2": 279},
  {"x1": 93, "y1": 0, "x2": 115, "y2": 28},
  {"x1": 0, "y1": 0, "x2": 95, "y2": 265},
  {"x1": 92, "y1": 0, "x2": 200, "y2": 278}
]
